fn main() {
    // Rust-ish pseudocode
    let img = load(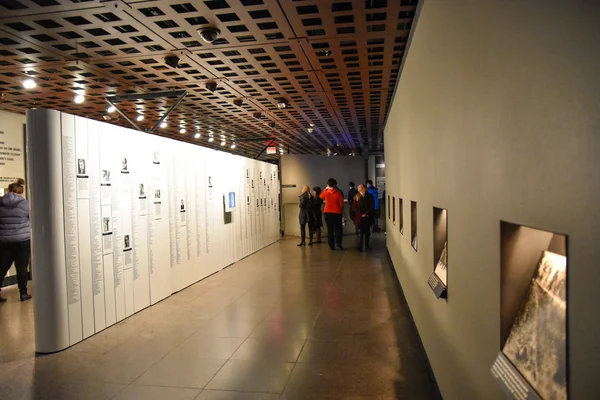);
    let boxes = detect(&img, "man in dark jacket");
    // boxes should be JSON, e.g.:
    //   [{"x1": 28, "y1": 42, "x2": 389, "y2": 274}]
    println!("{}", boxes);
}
[
  {"x1": 0, "y1": 178, "x2": 32, "y2": 302},
  {"x1": 366, "y1": 180, "x2": 380, "y2": 232}
]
